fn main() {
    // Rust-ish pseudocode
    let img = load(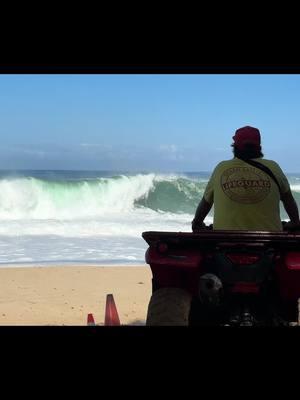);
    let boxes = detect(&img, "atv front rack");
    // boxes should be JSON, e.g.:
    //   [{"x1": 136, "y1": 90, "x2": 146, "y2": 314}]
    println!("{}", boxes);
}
[{"x1": 142, "y1": 230, "x2": 300, "y2": 251}]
